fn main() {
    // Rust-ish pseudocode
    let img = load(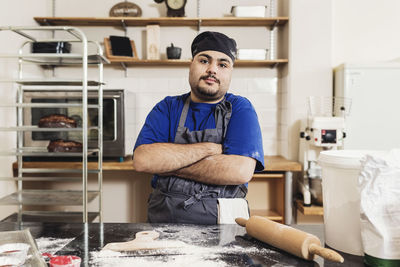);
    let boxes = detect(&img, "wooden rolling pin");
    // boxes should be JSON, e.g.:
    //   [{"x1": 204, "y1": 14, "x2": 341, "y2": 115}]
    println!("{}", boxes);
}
[{"x1": 236, "y1": 216, "x2": 344, "y2": 263}]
